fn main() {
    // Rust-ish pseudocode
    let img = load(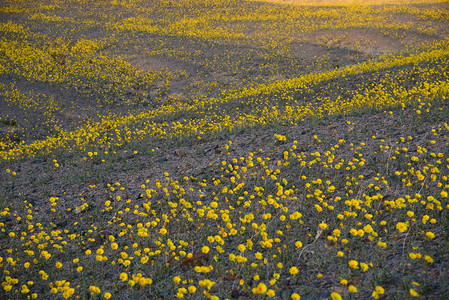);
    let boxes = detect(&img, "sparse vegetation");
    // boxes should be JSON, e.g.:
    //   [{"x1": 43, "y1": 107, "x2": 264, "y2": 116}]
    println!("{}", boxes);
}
[{"x1": 1, "y1": 0, "x2": 449, "y2": 299}]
